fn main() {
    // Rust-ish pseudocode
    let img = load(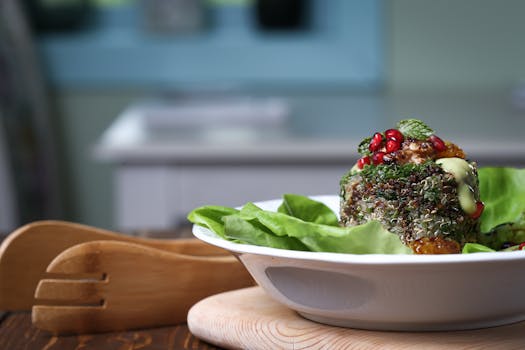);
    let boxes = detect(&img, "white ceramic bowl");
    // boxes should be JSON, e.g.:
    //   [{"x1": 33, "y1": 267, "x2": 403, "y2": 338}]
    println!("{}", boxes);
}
[{"x1": 192, "y1": 195, "x2": 525, "y2": 331}]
